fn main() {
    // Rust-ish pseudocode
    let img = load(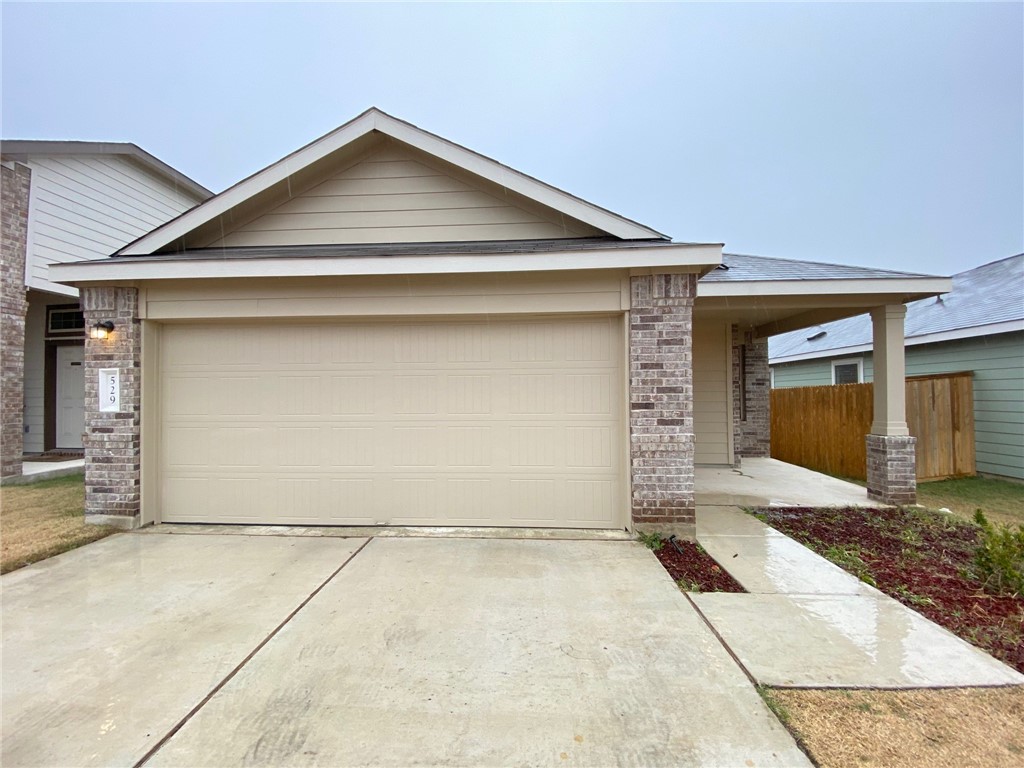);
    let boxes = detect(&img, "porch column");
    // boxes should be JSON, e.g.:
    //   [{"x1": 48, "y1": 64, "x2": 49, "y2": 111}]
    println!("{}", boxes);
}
[
  {"x1": 866, "y1": 304, "x2": 916, "y2": 505},
  {"x1": 629, "y1": 273, "x2": 697, "y2": 539},
  {"x1": 1, "y1": 163, "x2": 31, "y2": 480},
  {"x1": 81, "y1": 286, "x2": 142, "y2": 528}
]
